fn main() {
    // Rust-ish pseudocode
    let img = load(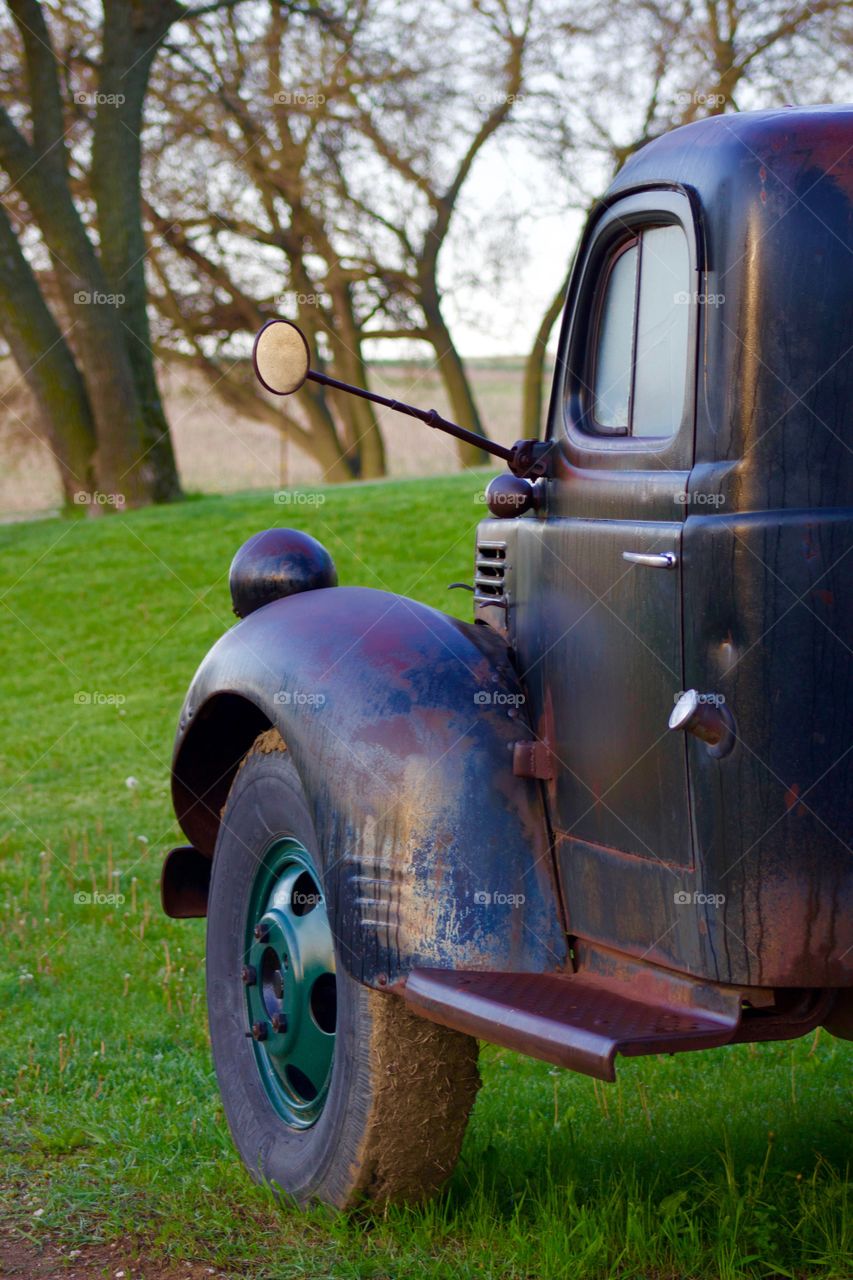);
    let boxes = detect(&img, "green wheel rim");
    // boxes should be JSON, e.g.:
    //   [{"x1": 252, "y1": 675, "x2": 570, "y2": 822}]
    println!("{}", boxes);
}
[{"x1": 243, "y1": 838, "x2": 336, "y2": 1128}]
